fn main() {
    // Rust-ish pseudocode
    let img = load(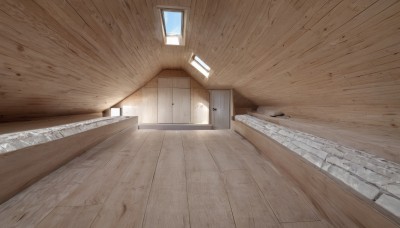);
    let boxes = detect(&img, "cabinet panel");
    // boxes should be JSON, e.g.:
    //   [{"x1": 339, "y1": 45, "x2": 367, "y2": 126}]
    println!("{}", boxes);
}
[
  {"x1": 158, "y1": 78, "x2": 173, "y2": 88},
  {"x1": 173, "y1": 77, "x2": 190, "y2": 88},
  {"x1": 173, "y1": 88, "x2": 191, "y2": 123},
  {"x1": 142, "y1": 88, "x2": 158, "y2": 123},
  {"x1": 192, "y1": 88, "x2": 210, "y2": 124},
  {"x1": 158, "y1": 88, "x2": 173, "y2": 123}
]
